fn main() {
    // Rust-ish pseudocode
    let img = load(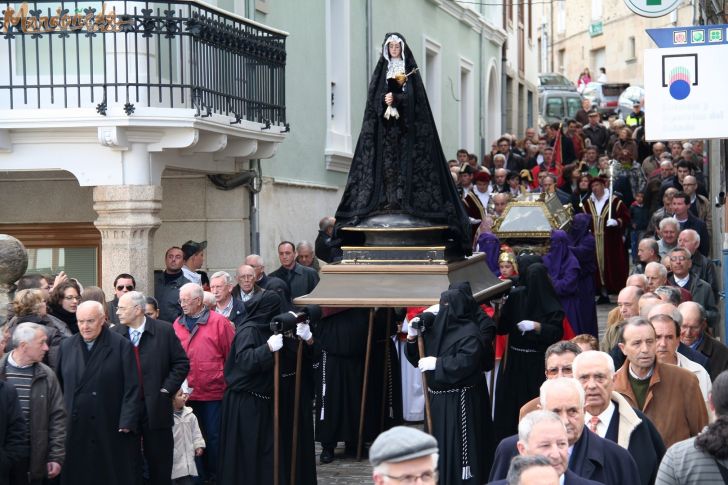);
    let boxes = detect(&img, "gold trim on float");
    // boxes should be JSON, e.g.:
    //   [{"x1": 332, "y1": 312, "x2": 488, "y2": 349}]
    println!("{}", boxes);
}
[
  {"x1": 340, "y1": 259, "x2": 447, "y2": 264},
  {"x1": 340, "y1": 226, "x2": 449, "y2": 232}
]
